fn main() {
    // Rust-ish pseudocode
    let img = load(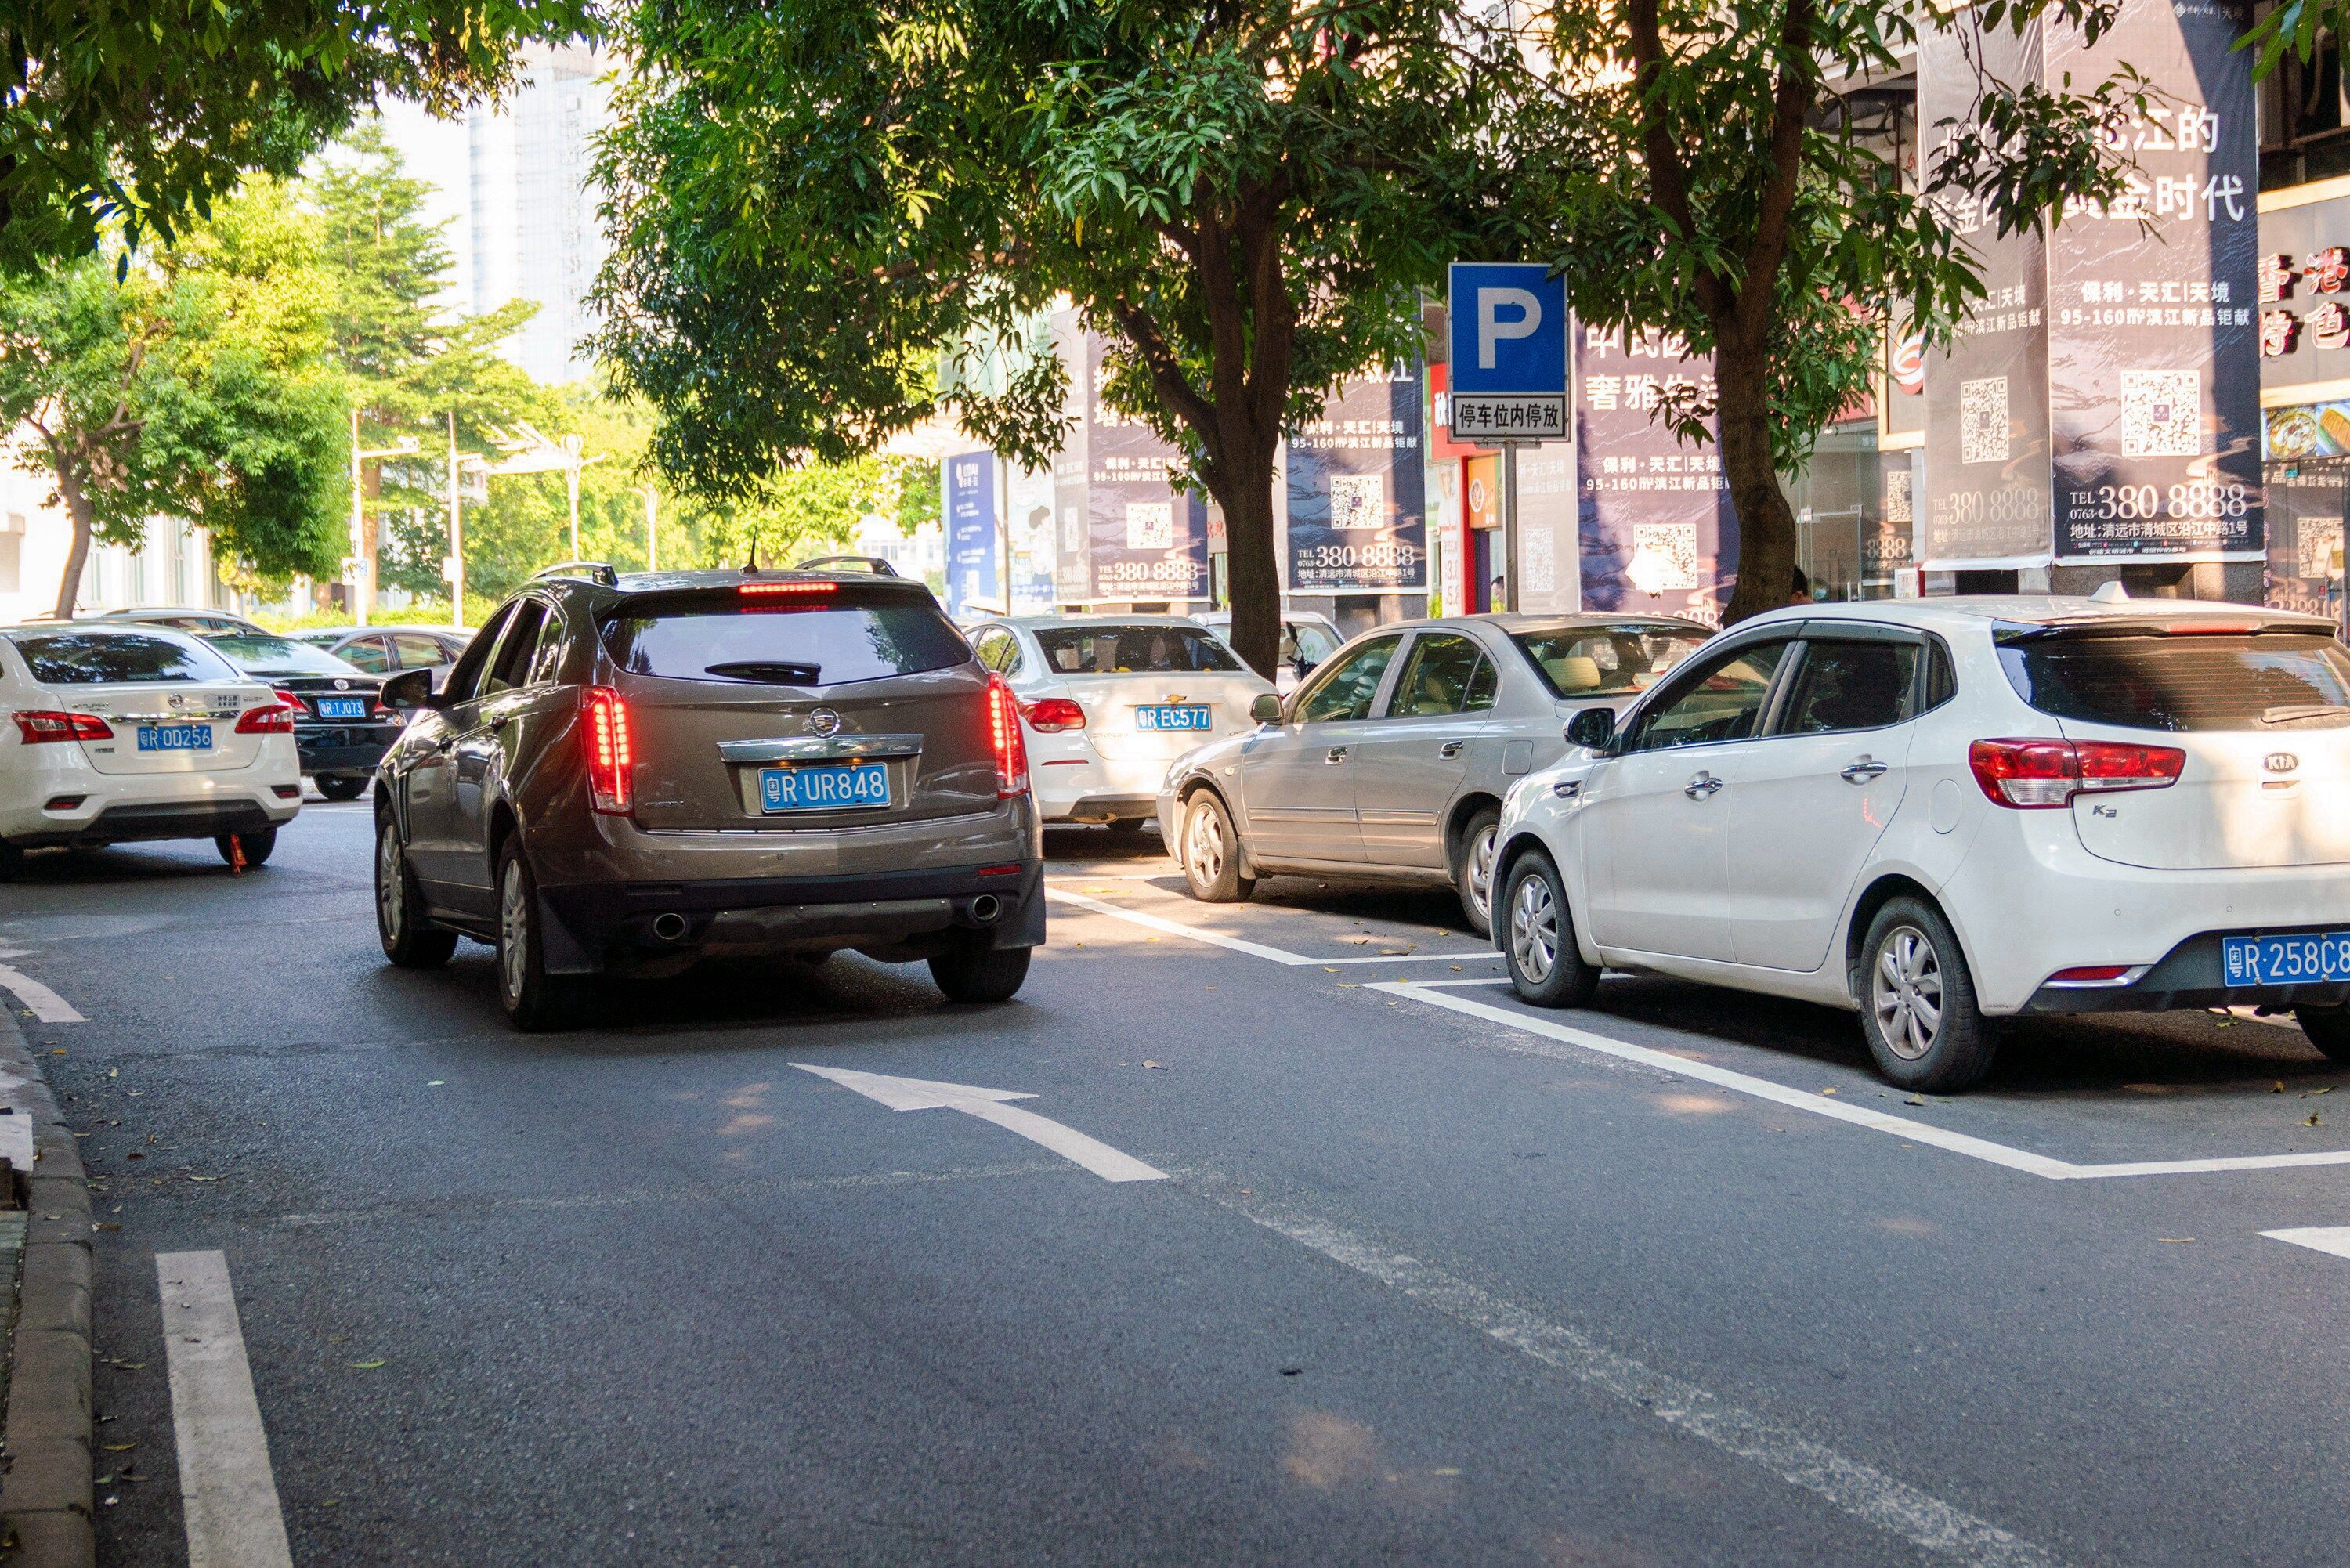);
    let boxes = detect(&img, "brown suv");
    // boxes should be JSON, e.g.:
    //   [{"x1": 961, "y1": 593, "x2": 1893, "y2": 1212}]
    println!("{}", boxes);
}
[{"x1": 371, "y1": 567, "x2": 1045, "y2": 1028}]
